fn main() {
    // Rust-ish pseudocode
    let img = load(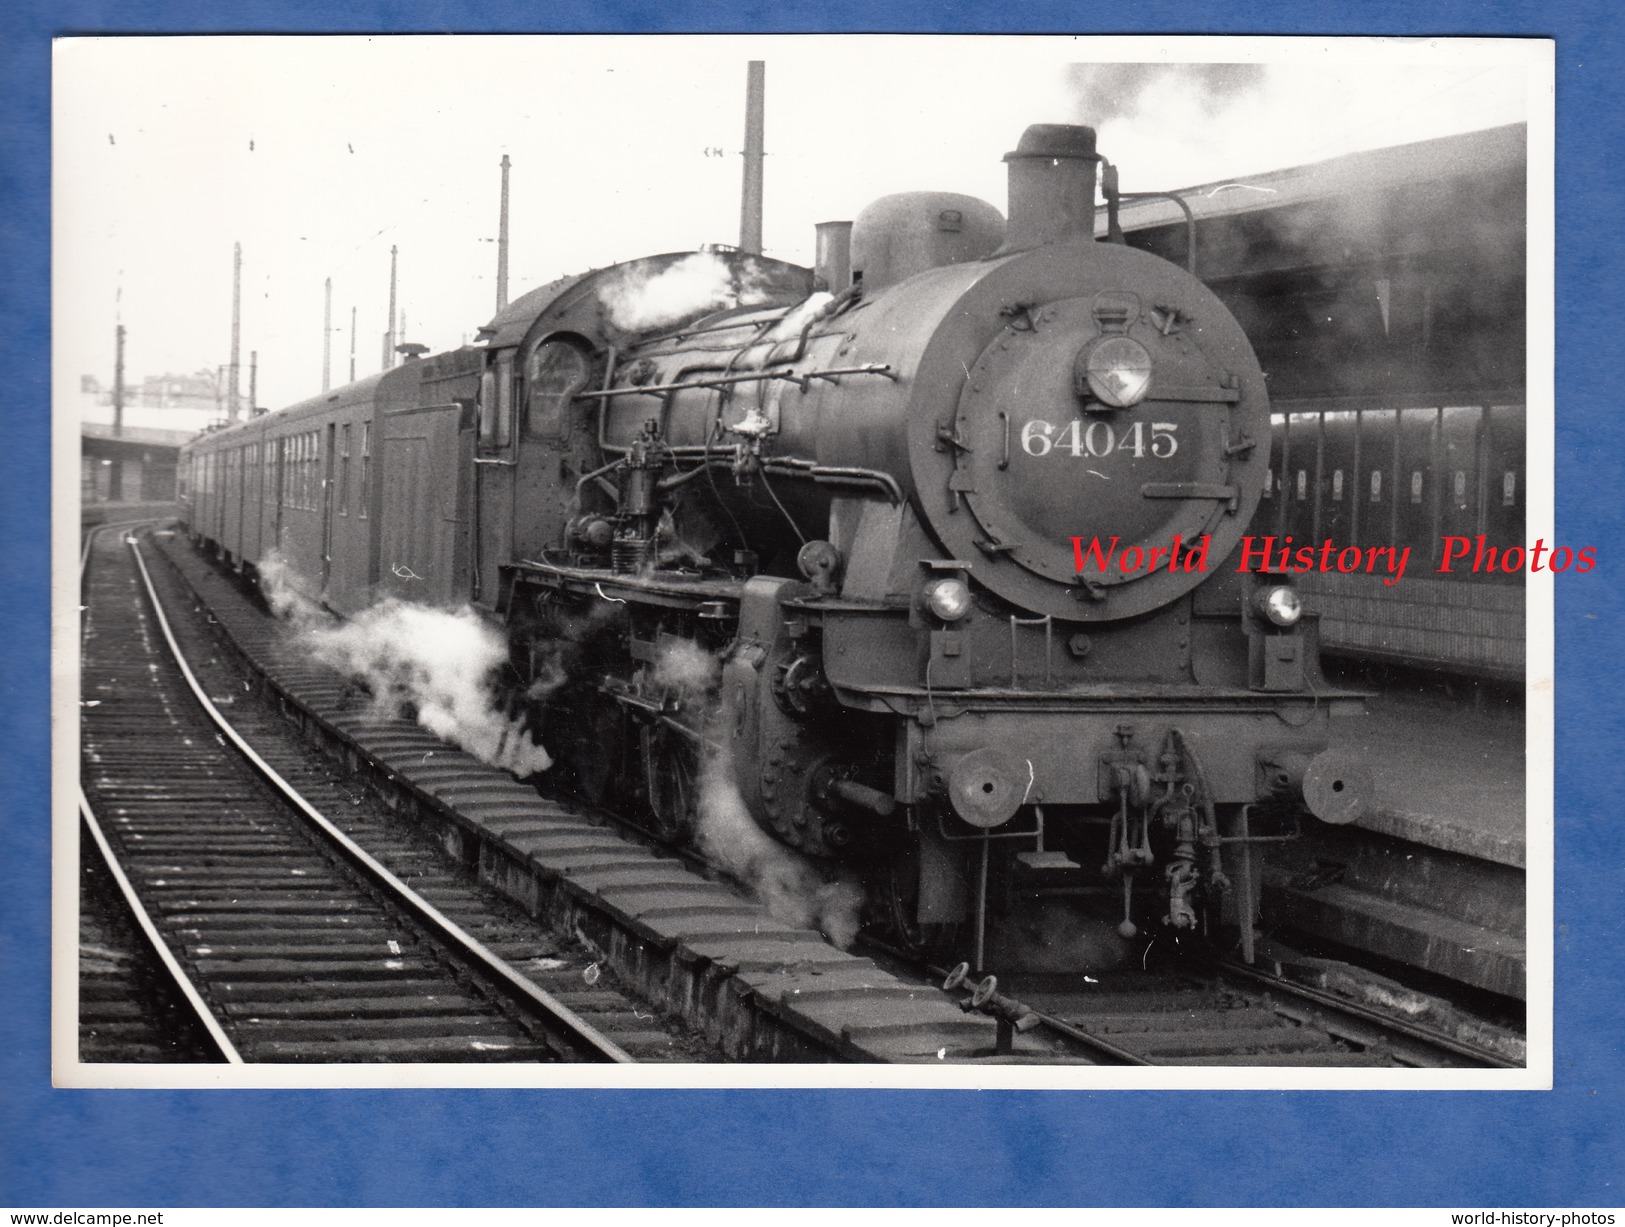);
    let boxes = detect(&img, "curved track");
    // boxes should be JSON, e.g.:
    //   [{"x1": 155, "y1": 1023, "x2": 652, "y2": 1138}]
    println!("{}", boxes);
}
[{"x1": 79, "y1": 523, "x2": 637, "y2": 1063}]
